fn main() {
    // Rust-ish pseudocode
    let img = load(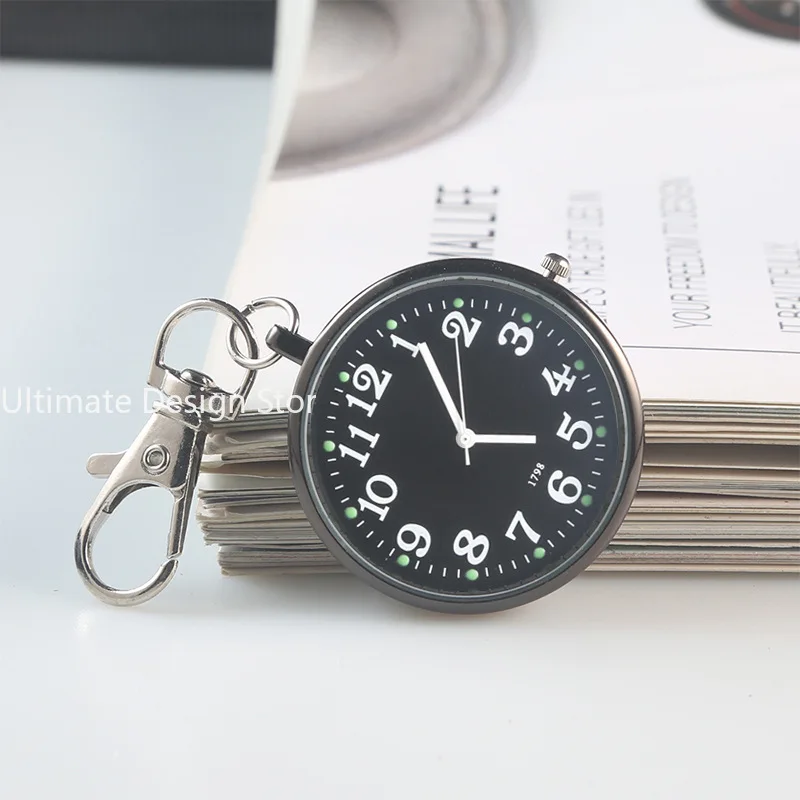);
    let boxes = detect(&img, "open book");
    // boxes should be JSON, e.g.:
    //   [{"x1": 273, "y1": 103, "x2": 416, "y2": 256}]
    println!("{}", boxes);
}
[{"x1": 198, "y1": 0, "x2": 799, "y2": 573}]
